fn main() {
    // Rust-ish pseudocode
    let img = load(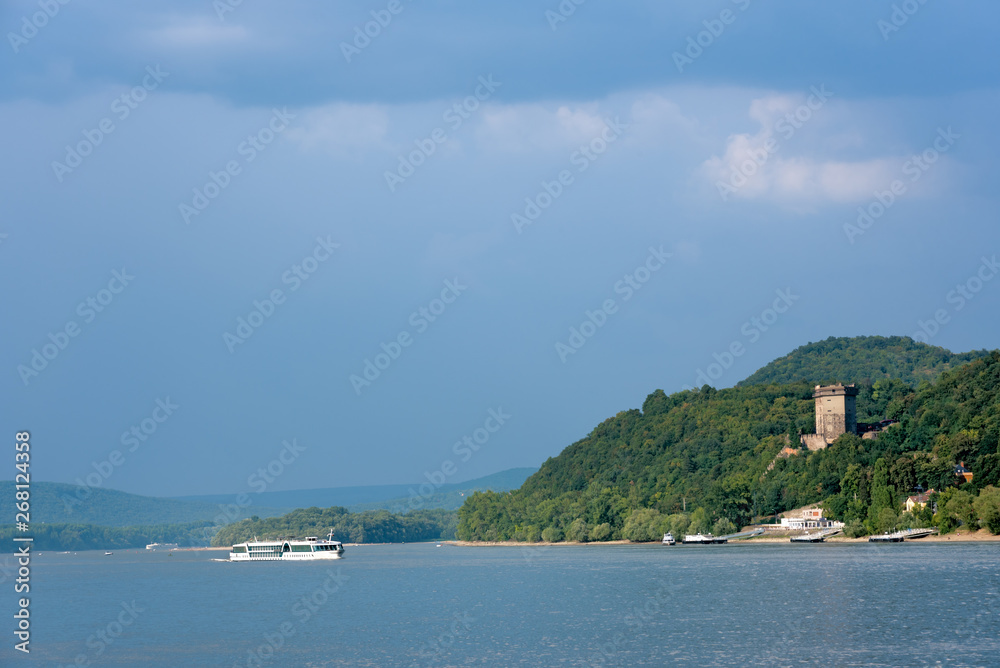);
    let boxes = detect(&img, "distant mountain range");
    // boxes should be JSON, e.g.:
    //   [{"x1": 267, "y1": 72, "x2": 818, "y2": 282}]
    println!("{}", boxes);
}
[
  {"x1": 0, "y1": 481, "x2": 292, "y2": 528},
  {"x1": 174, "y1": 467, "x2": 537, "y2": 512},
  {"x1": 3, "y1": 467, "x2": 537, "y2": 528}
]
